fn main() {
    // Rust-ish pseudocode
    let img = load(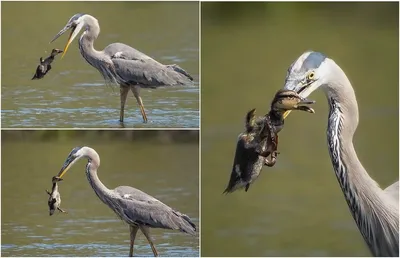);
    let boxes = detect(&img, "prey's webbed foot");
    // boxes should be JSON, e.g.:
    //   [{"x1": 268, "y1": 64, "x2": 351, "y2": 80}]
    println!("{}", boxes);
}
[
  {"x1": 264, "y1": 151, "x2": 279, "y2": 167},
  {"x1": 57, "y1": 207, "x2": 67, "y2": 213}
]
